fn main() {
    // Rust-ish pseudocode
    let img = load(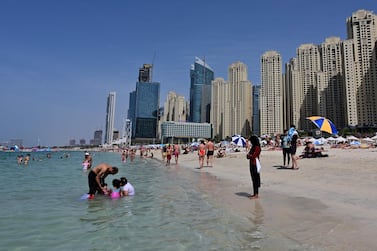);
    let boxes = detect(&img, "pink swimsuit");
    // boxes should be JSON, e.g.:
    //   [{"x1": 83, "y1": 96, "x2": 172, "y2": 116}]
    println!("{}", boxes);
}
[{"x1": 110, "y1": 189, "x2": 121, "y2": 199}]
